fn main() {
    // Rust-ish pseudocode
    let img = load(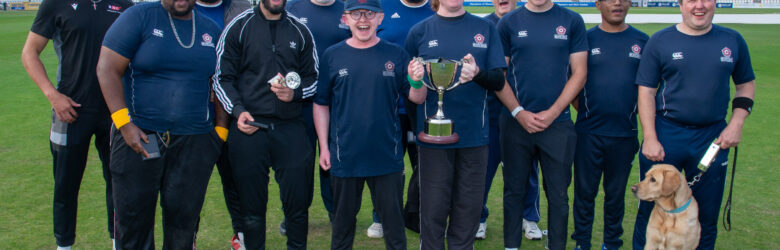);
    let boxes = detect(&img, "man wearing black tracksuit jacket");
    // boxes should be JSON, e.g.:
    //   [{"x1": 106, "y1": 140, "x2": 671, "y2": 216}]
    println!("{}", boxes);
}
[{"x1": 212, "y1": 0, "x2": 318, "y2": 248}]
